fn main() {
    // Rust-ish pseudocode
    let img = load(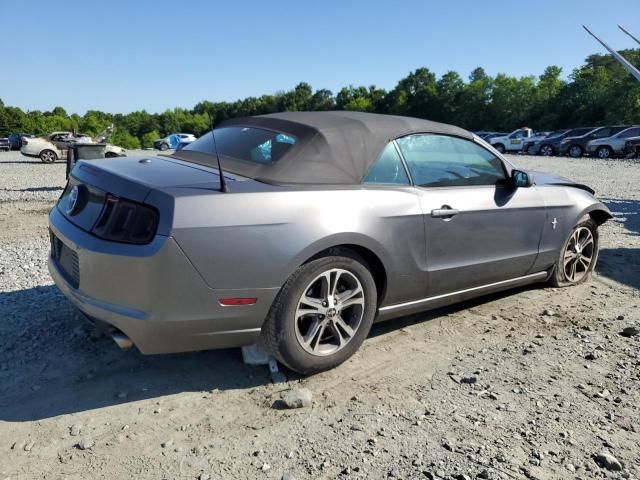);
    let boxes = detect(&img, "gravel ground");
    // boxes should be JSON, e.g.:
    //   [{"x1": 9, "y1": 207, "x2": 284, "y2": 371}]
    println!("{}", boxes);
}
[{"x1": 0, "y1": 150, "x2": 638, "y2": 480}]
